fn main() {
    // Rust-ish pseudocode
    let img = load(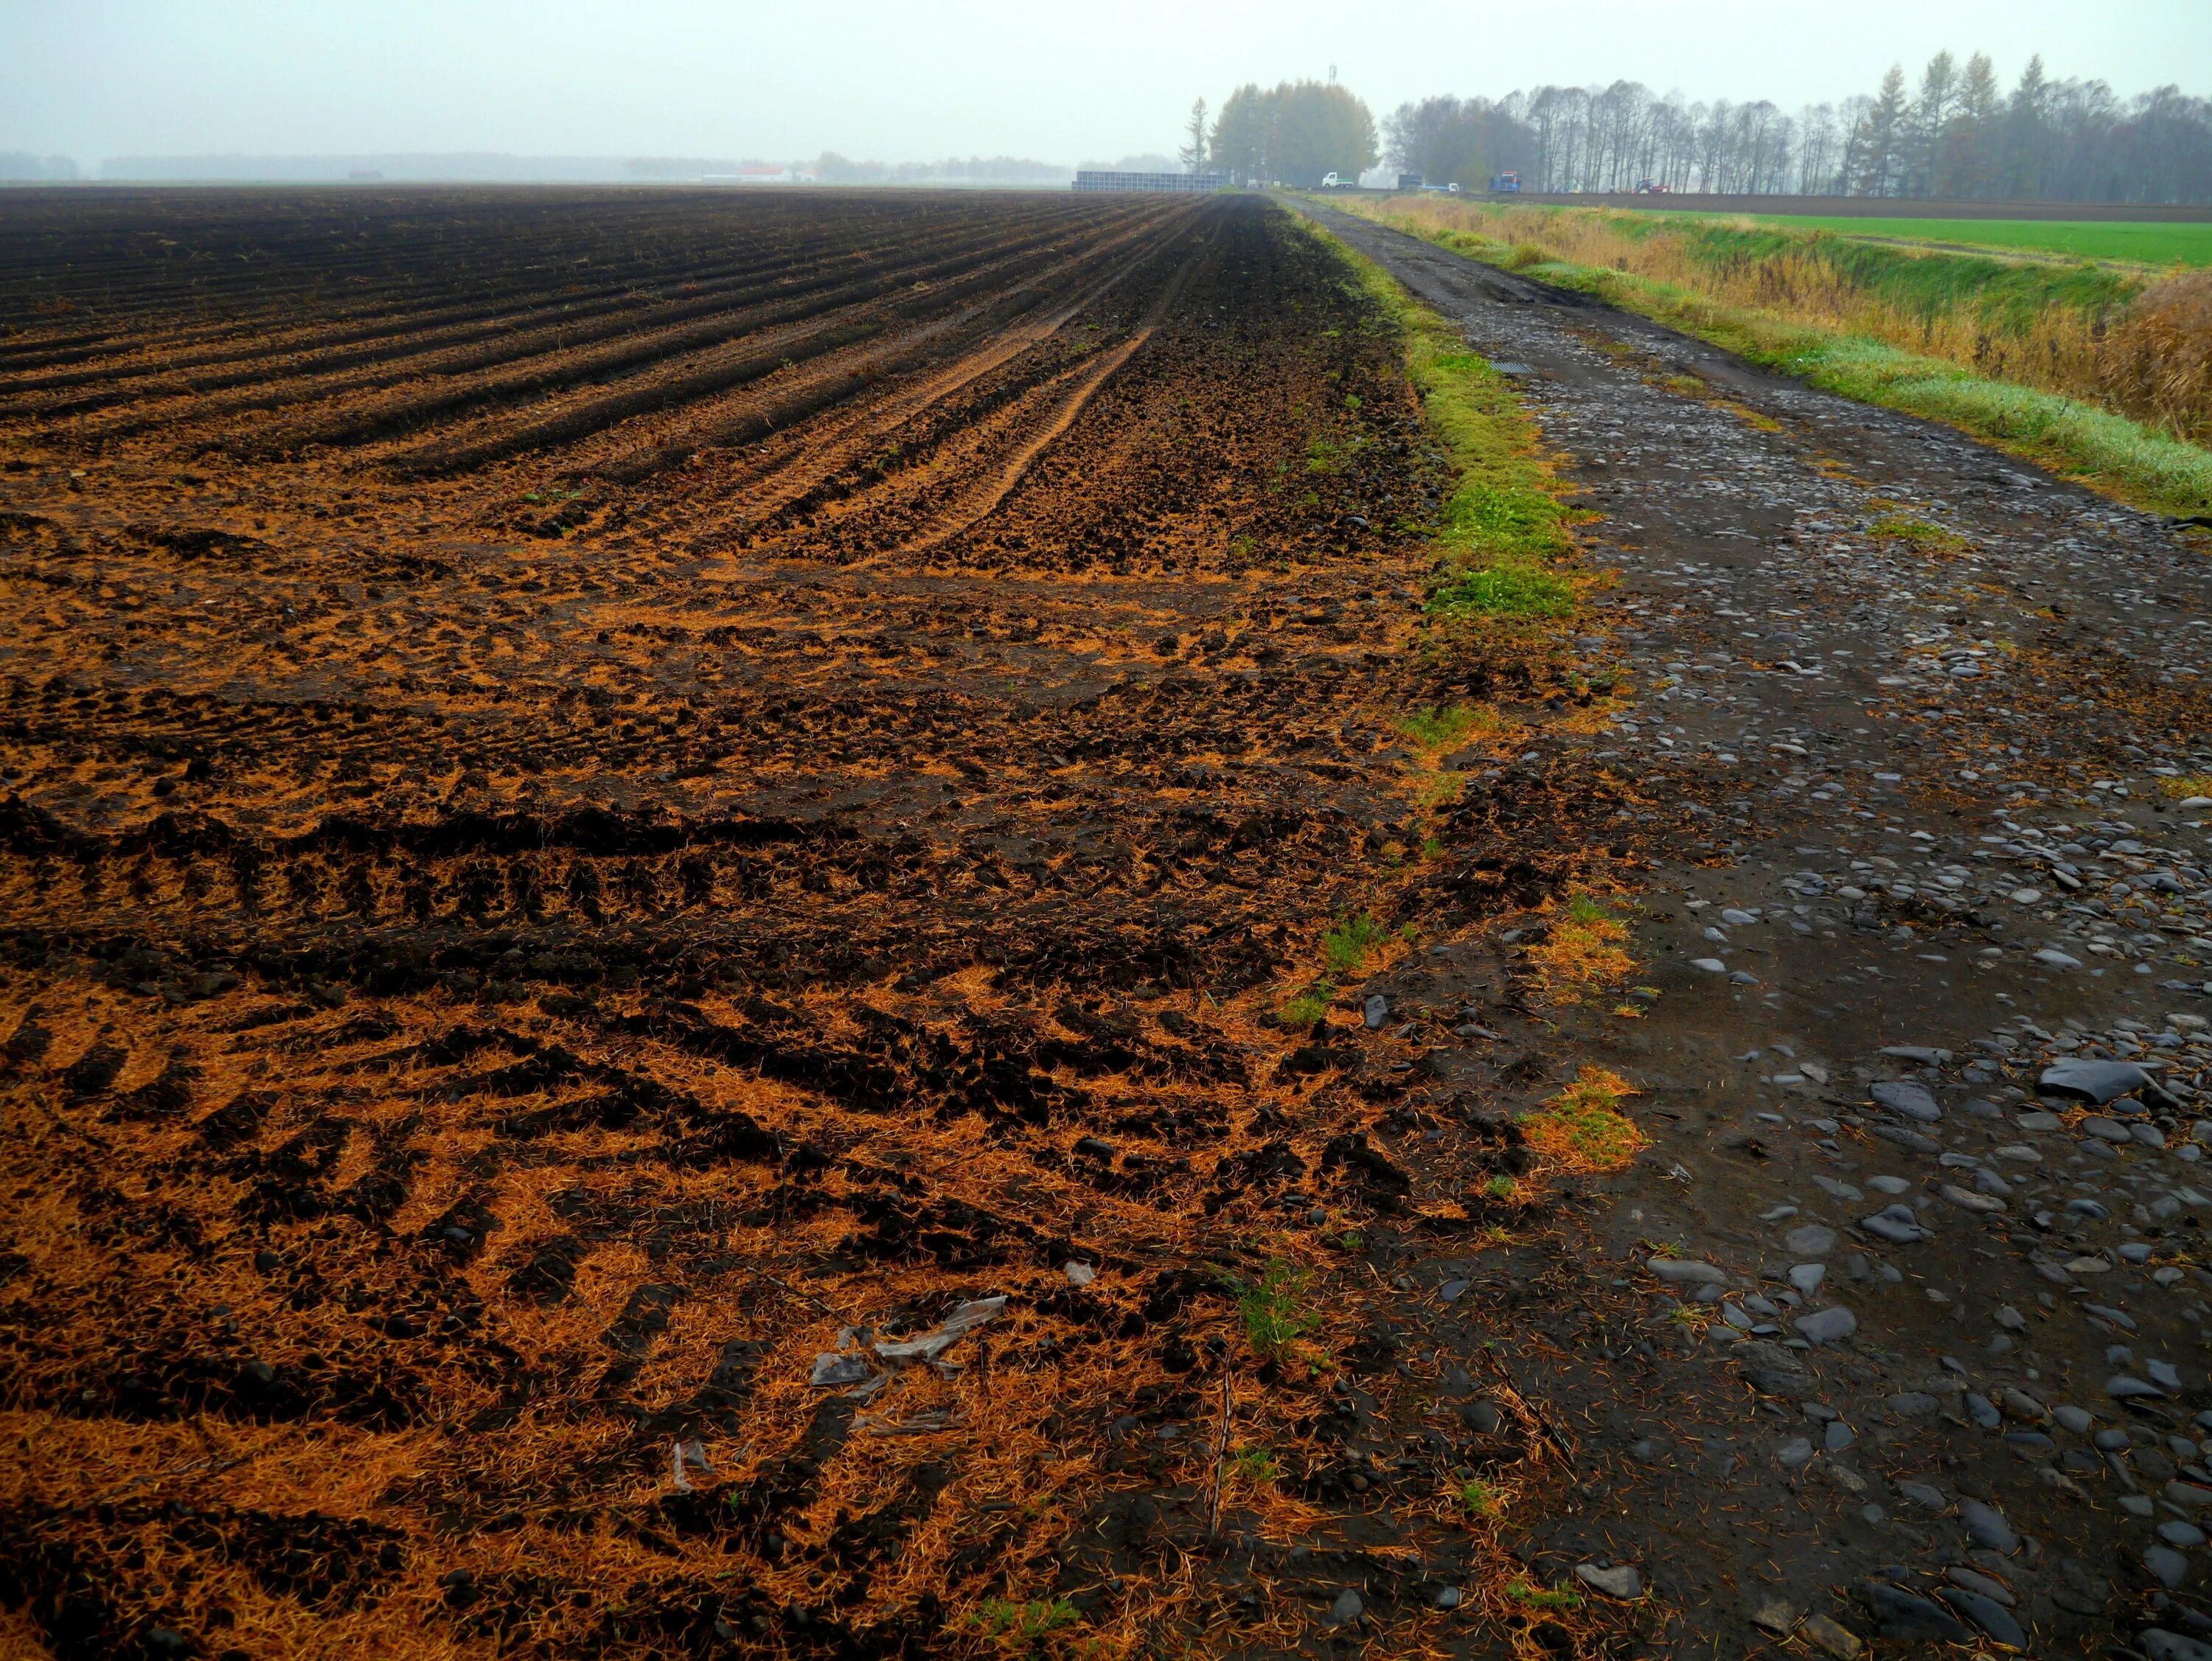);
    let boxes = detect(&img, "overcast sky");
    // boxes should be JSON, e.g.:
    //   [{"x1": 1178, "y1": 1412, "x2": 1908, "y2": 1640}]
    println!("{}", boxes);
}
[{"x1": 5, "y1": 0, "x2": 2207, "y2": 164}]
